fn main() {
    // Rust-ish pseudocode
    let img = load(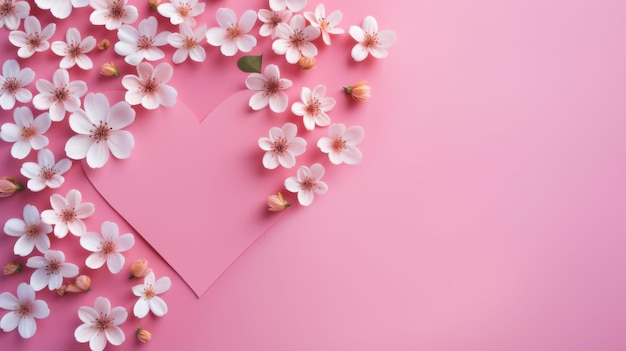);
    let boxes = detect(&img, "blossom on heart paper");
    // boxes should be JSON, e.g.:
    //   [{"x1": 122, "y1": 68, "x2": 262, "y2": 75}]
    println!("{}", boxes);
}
[
  {"x1": 3, "y1": 204, "x2": 52, "y2": 256},
  {"x1": 258, "y1": 9, "x2": 292, "y2": 38},
  {"x1": 89, "y1": 0, "x2": 138, "y2": 30},
  {"x1": 32, "y1": 68, "x2": 87, "y2": 122},
  {"x1": 157, "y1": 0, "x2": 204, "y2": 27},
  {"x1": 0, "y1": 176, "x2": 23, "y2": 197},
  {"x1": 269, "y1": 0, "x2": 306, "y2": 12},
  {"x1": 0, "y1": 107, "x2": 51, "y2": 160},
  {"x1": 0, "y1": 59, "x2": 34, "y2": 110},
  {"x1": 80, "y1": 221, "x2": 135, "y2": 274},
  {"x1": 349, "y1": 16, "x2": 397, "y2": 62},
  {"x1": 284, "y1": 163, "x2": 328, "y2": 206},
  {"x1": 34, "y1": 0, "x2": 89, "y2": 19},
  {"x1": 0, "y1": 0, "x2": 29, "y2": 30},
  {"x1": 167, "y1": 23, "x2": 207, "y2": 64},
  {"x1": 41, "y1": 189, "x2": 95, "y2": 238},
  {"x1": 8, "y1": 16, "x2": 56, "y2": 59},
  {"x1": 0, "y1": 283, "x2": 50, "y2": 339},
  {"x1": 51, "y1": 27, "x2": 96, "y2": 70},
  {"x1": 27, "y1": 249, "x2": 79, "y2": 291},
  {"x1": 291, "y1": 84, "x2": 336, "y2": 131},
  {"x1": 206, "y1": 8, "x2": 257, "y2": 56},
  {"x1": 245, "y1": 63, "x2": 292, "y2": 113},
  {"x1": 114, "y1": 16, "x2": 170, "y2": 66},
  {"x1": 74, "y1": 296, "x2": 127, "y2": 351},
  {"x1": 258, "y1": 122, "x2": 306, "y2": 169},
  {"x1": 132, "y1": 271, "x2": 171, "y2": 318},
  {"x1": 20, "y1": 148, "x2": 72, "y2": 192},
  {"x1": 317, "y1": 123, "x2": 364, "y2": 165},
  {"x1": 272, "y1": 14, "x2": 320, "y2": 64},
  {"x1": 121, "y1": 61, "x2": 177, "y2": 109},
  {"x1": 65, "y1": 92, "x2": 136, "y2": 168},
  {"x1": 303, "y1": 4, "x2": 344, "y2": 45}
]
